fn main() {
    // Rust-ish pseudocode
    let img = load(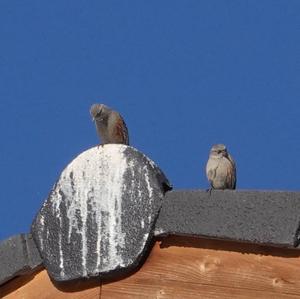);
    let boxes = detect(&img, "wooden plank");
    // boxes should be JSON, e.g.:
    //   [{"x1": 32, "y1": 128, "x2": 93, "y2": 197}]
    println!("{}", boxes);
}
[
  {"x1": 1, "y1": 270, "x2": 101, "y2": 299},
  {"x1": 101, "y1": 279, "x2": 300, "y2": 299},
  {"x1": 102, "y1": 236, "x2": 300, "y2": 298},
  {"x1": 2, "y1": 236, "x2": 300, "y2": 298}
]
